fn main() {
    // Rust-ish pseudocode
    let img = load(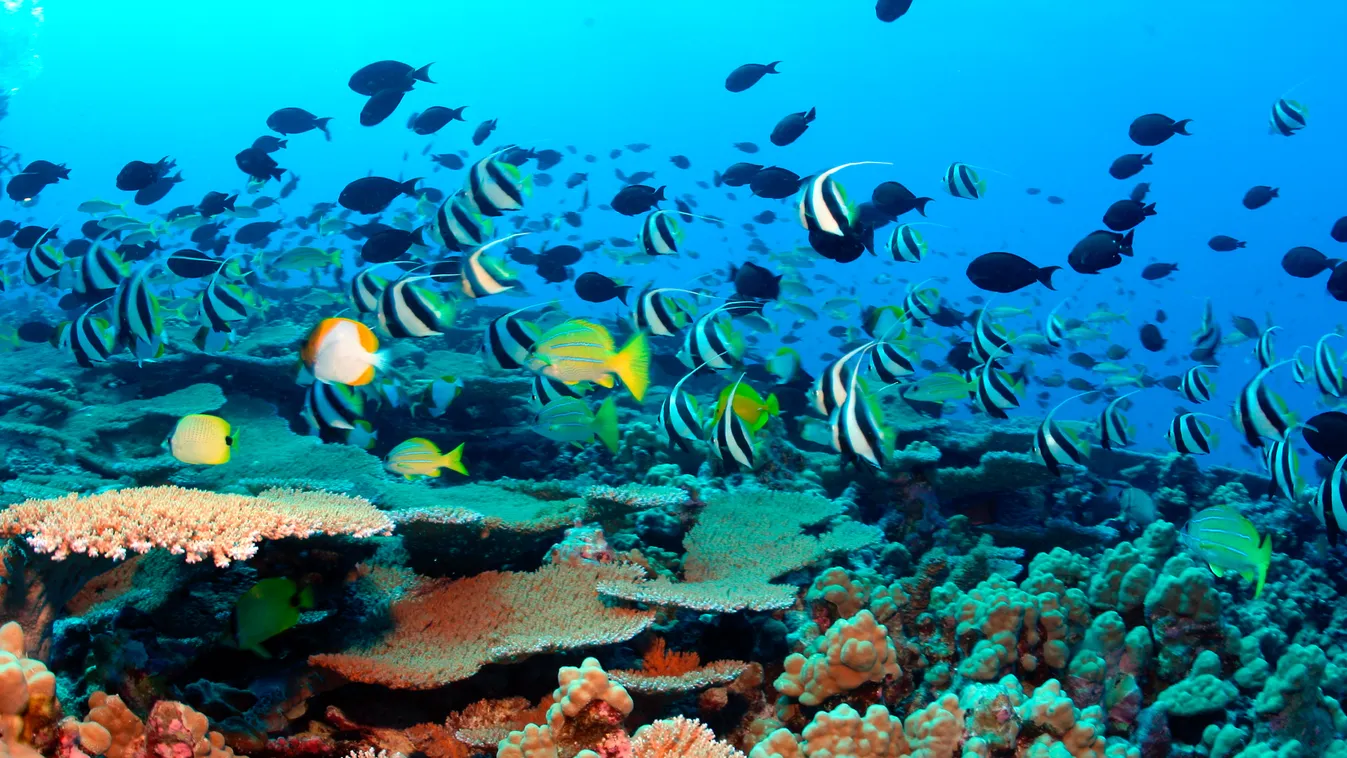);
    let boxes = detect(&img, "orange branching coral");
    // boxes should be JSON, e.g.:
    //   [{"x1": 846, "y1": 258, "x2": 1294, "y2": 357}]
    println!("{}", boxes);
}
[
  {"x1": 310, "y1": 564, "x2": 655, "y2": 689},
  {"x1": 599, "y1": 489, "x2": 882, "y2": 612},
  {"x1": 0, "y1": 486, "x2": 394, "y2": 567},
  {"x1": 642, "y1": 638, "x2": 701, "y2": 676},
  {"x1": 632, "y1": 717, "x2": 746, "y2": 758}
]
